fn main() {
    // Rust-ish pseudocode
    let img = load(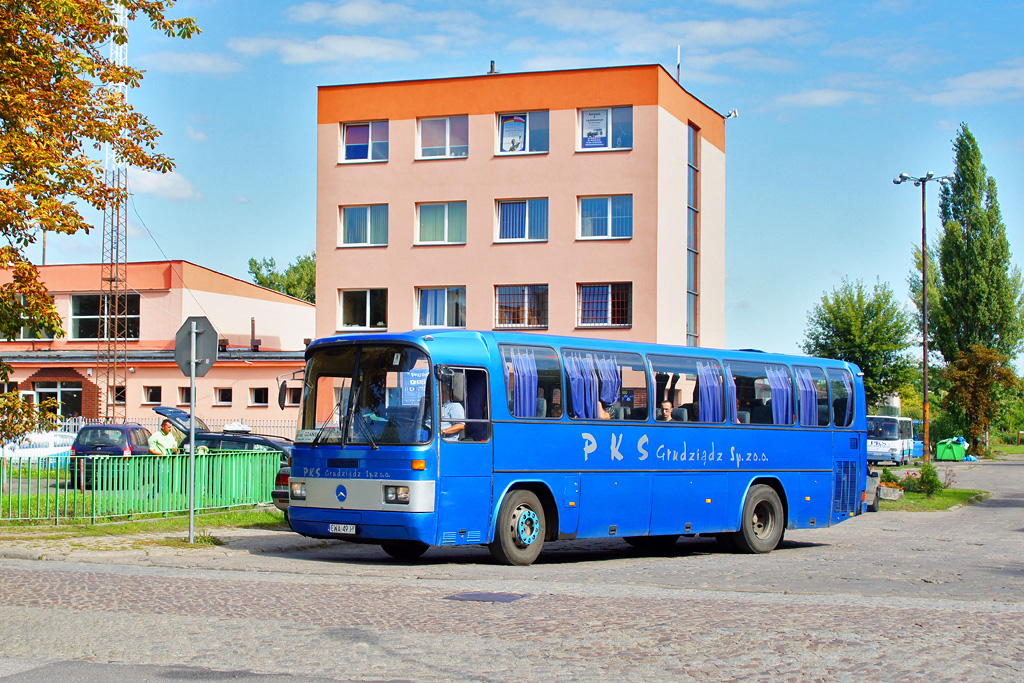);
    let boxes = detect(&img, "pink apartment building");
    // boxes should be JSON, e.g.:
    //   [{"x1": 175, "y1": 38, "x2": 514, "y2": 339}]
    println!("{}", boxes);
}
[
  {"x1": 1, "y1": 261, "x2": 314, "y2": 422},
  {"x1": 316, "y1": 64, "x2": 726, "y2": 346}
]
